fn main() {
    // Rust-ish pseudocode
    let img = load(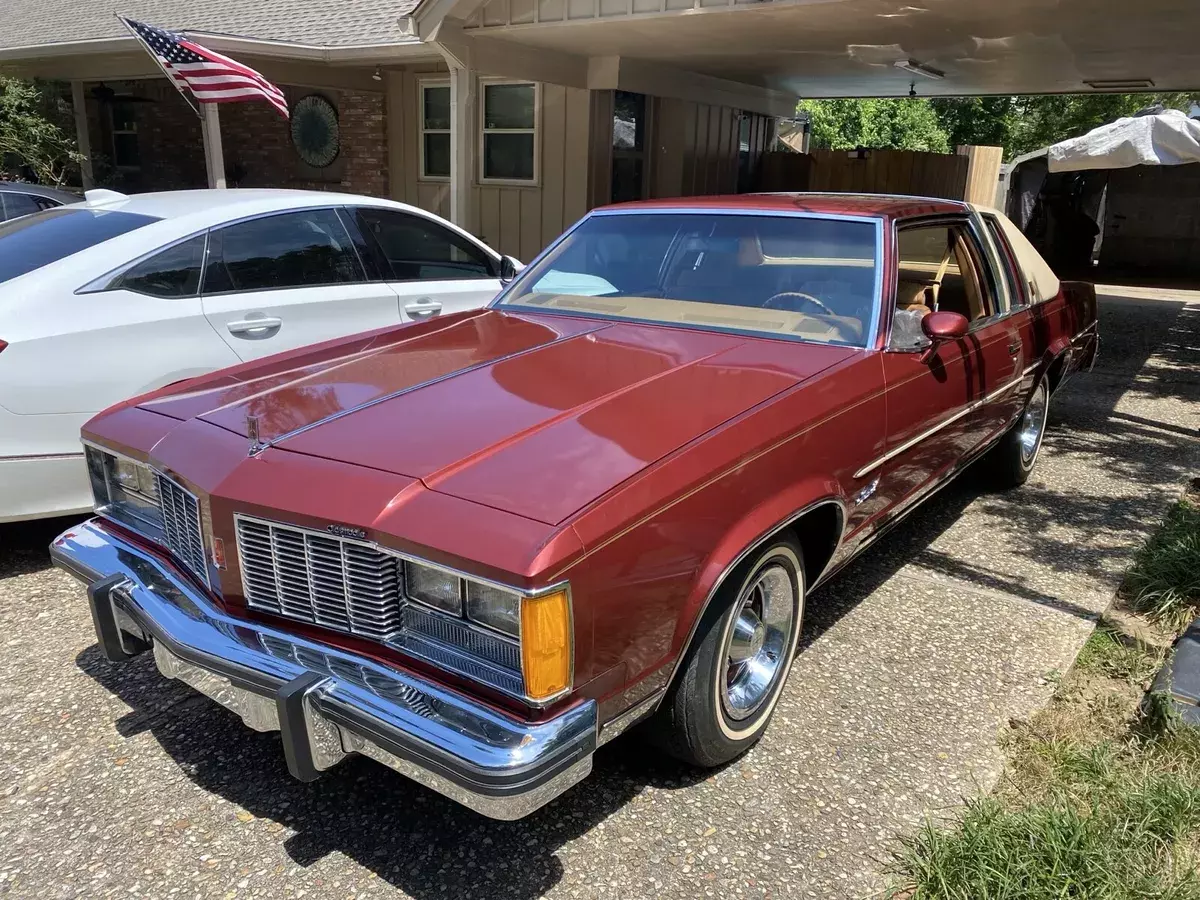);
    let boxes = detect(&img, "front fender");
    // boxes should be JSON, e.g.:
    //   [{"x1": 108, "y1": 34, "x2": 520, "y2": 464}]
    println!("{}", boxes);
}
[{"x1": 669, "y1": 476, "x2": 846, "y2": 660}]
